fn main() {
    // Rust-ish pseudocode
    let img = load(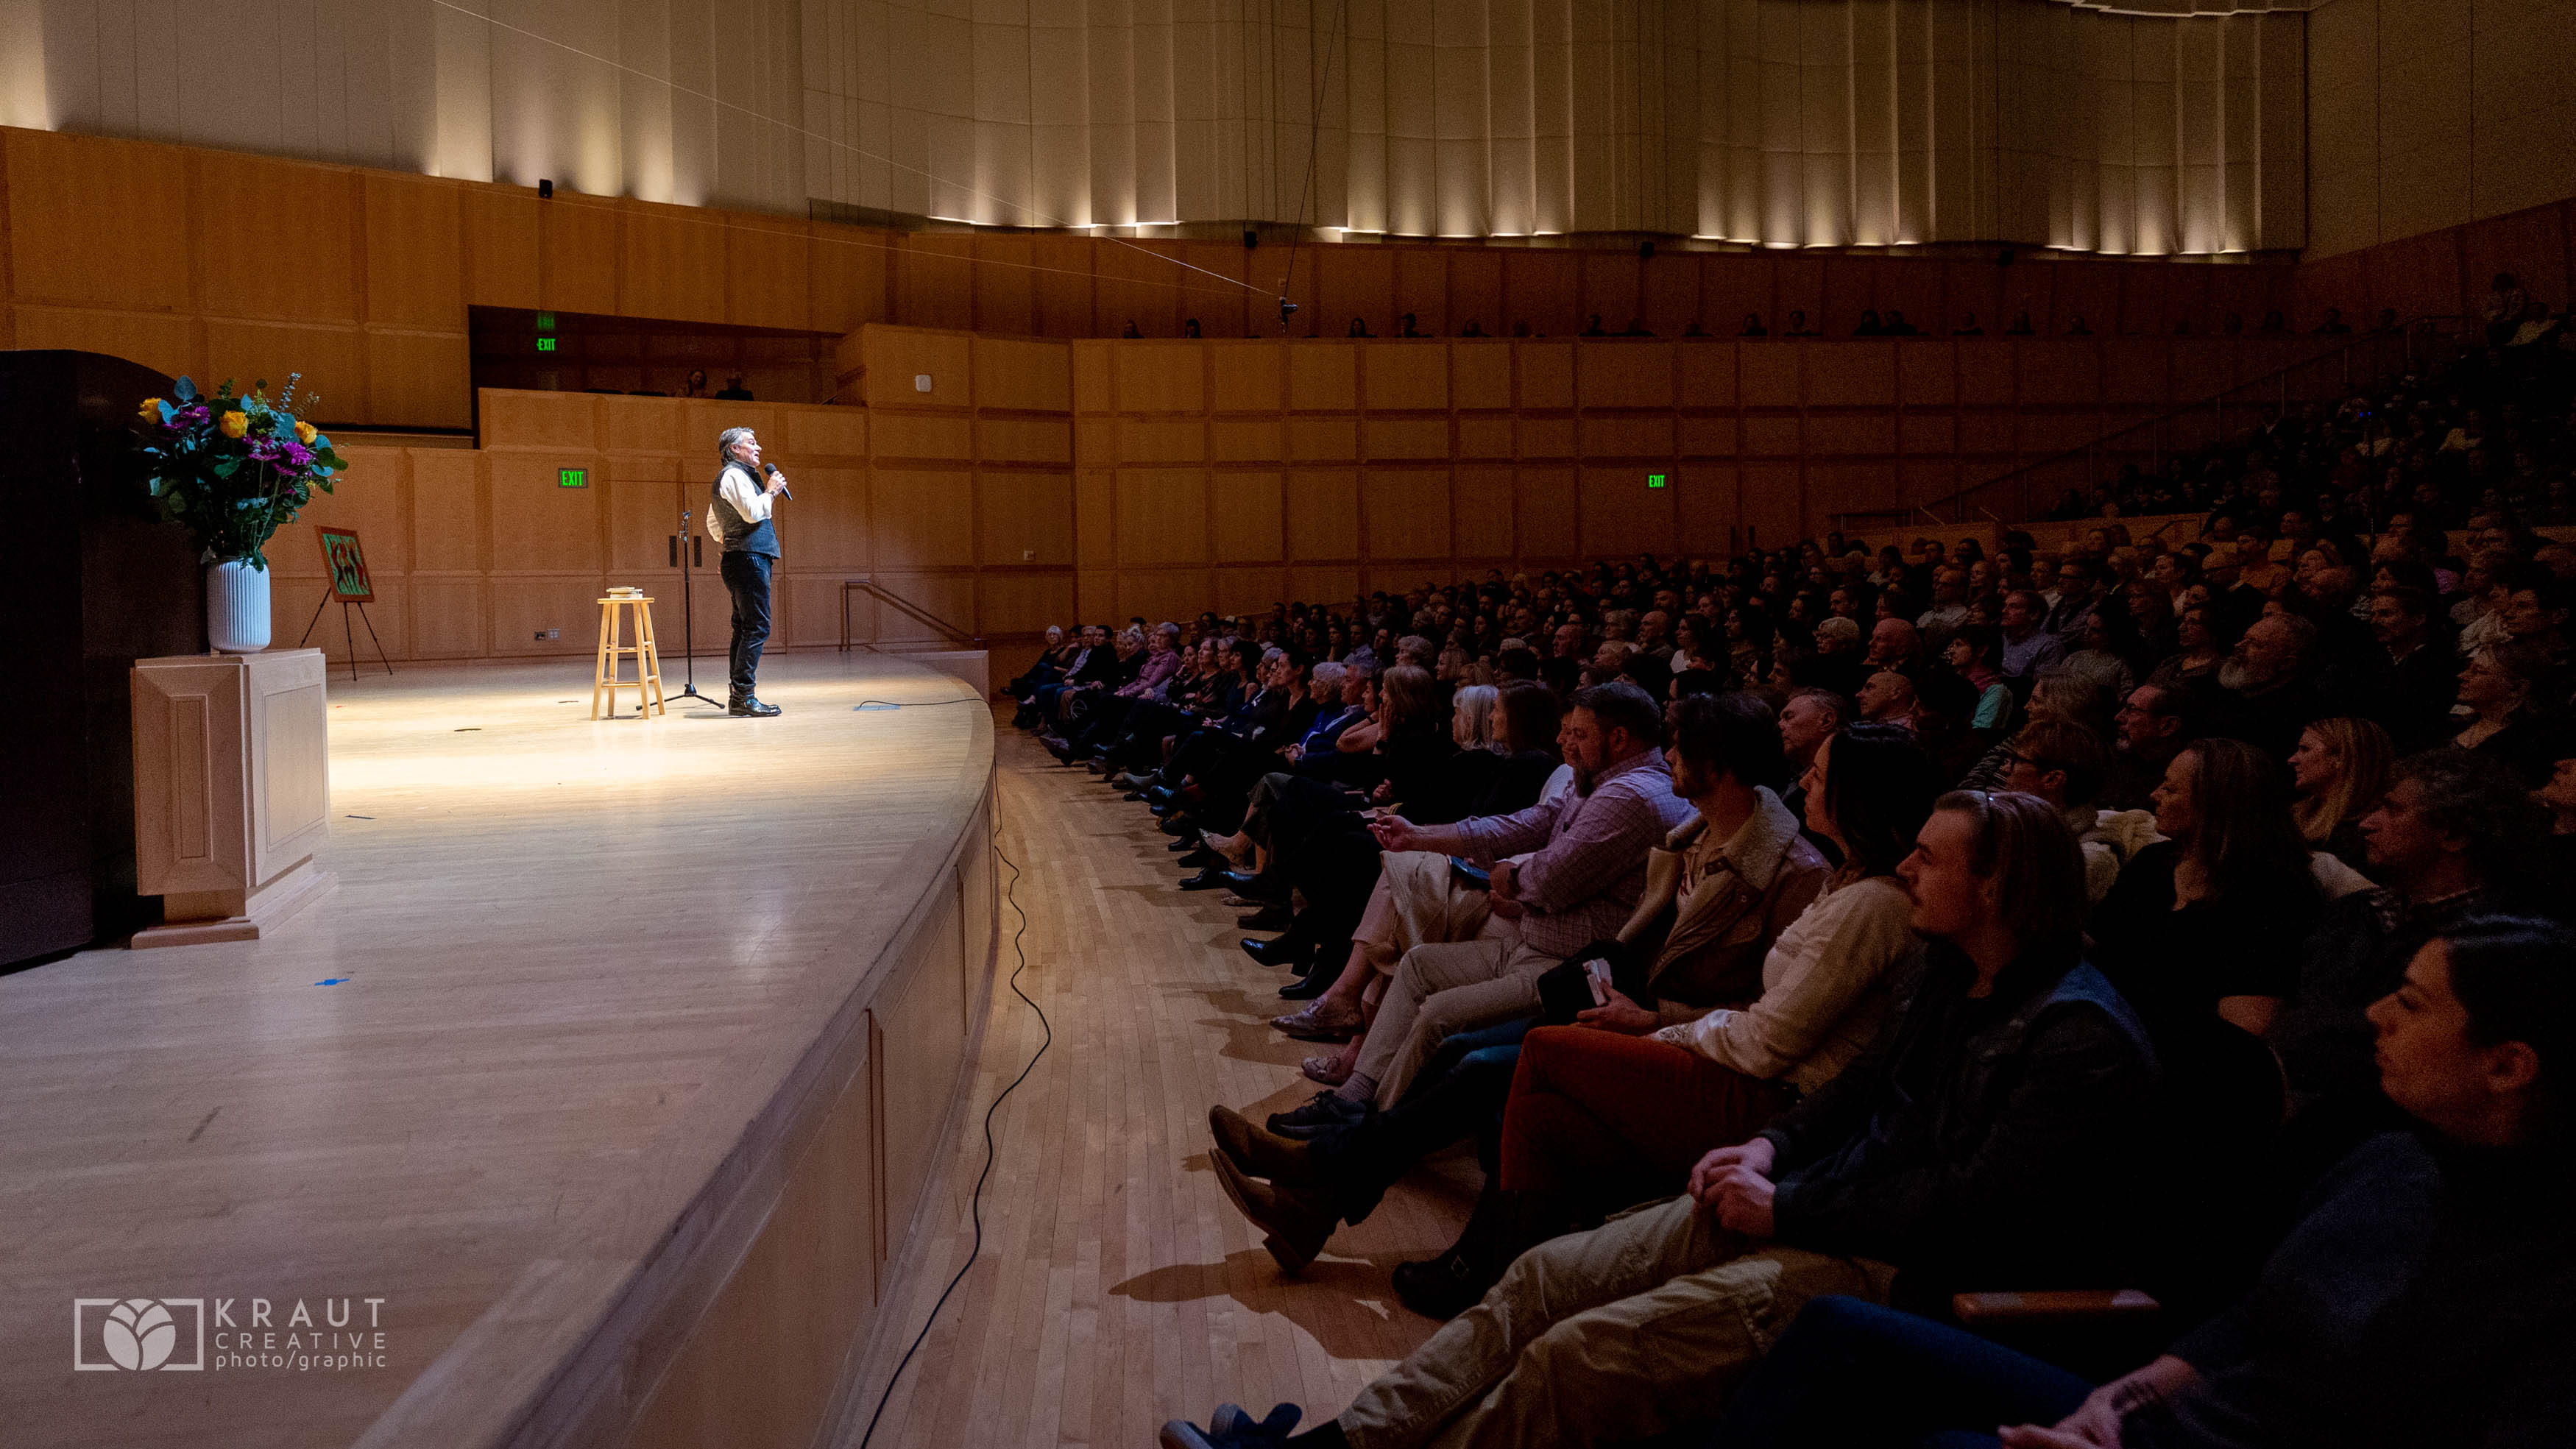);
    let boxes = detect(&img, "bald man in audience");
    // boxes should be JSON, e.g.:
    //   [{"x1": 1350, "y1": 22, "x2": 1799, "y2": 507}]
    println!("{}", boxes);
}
[{"x1": 1854, "y1": 670, "x2": 1919, "y2": 731}]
